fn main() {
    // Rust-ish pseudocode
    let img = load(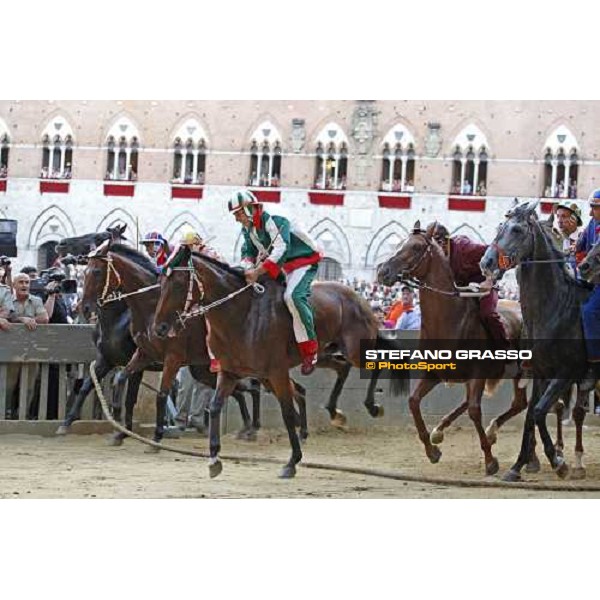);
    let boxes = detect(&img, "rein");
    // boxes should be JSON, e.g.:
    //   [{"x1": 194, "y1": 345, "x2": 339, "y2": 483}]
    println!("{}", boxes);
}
[
  {"x1": 396, "y1": 232, "x2": 490, "y2": 298},
  {"x1": 92, "y1": 254, "x2": 160, "y2": 307},
  {"x1": 167, "y1": 255, "x2": 265, "y2": 329}
]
